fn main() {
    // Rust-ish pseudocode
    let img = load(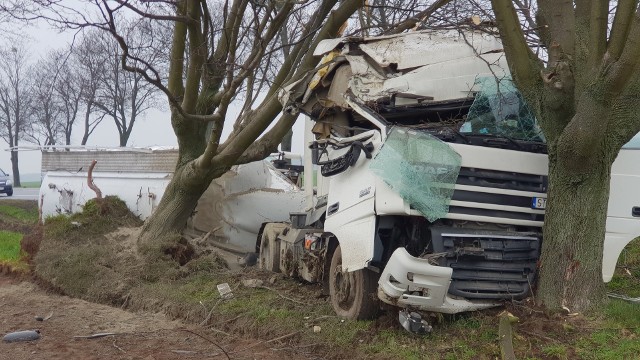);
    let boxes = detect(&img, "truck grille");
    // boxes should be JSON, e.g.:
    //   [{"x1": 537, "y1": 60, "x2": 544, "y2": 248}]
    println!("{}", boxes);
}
[
  {"x1": 457, "y1": 167, "x2": 547, "y2": 193},
  {"x1": 446, "y1": 167, "x2": 547, "y2": 223},
  {"x1": 430, "y1": 228, "x2": 540, "y2": 300}
]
